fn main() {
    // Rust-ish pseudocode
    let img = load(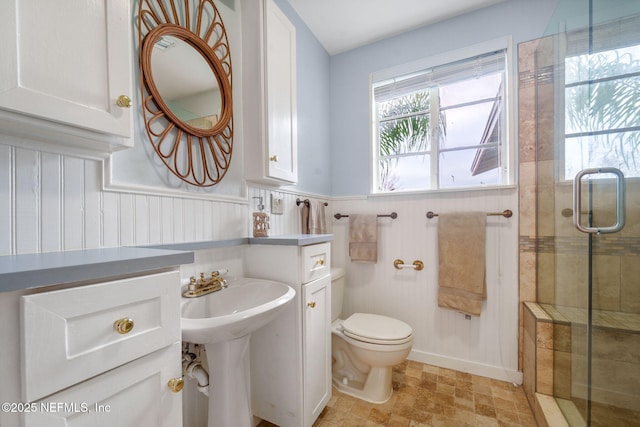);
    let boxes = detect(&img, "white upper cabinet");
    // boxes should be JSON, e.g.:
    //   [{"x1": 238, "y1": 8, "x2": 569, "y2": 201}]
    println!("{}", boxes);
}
[
  {"x1": 243, "y1": 0, "x2": 298, "y2": 185},
  {"x1": 264, "y1": 0, "x2": 297, "y2": 183},
  {"x1": 0, "y1": 0, "x2": 133, "y2": 155}
]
